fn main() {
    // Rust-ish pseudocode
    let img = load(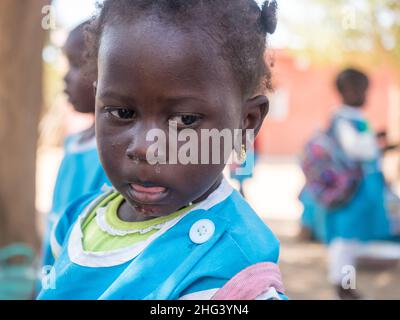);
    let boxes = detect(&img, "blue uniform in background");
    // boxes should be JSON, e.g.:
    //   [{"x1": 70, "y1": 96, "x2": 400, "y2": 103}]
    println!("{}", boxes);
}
[
  {"x1": 41, "y1": 132, "x2": 110, "y2": 268},
  {"x1": 300, "y1": 106, "x2": 392, "y2": 244},
  {"x1": 38, "y1": 180, "x2": 284, "y2": 300},
  {"x1": 299, "y1": 189, "x2": 327, "y2": 241}
]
